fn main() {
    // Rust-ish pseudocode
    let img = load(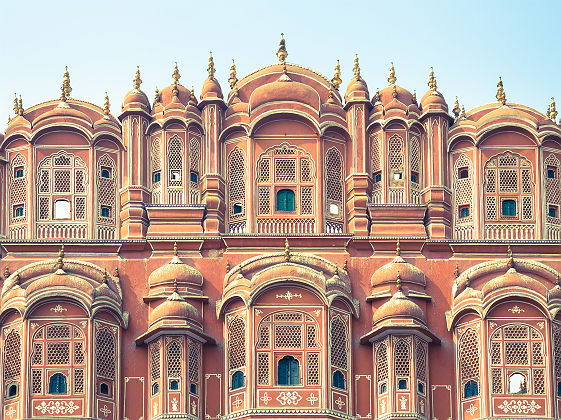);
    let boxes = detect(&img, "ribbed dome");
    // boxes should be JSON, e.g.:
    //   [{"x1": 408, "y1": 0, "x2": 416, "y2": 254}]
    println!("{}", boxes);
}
[
  {"x1": 477, "y1": 105, "x2": 538, "y2": 126},
  {"x1": 158, "y1": 84, "x2": 191, "y2": 107},
  {"x1": 122, "y1": 89, "x2": 150, "y2": 112},
  {"x1": 481, "y1": 268, "x2": 547, "y2": 297},
  {"x1": 371, "y1": 254, "x2": 425, "y2": 287},
  {"x1": 148, "y1": 253, "x2": 203, "y2": 287},
  {"x1": 344, "y1": 77, "x2": 369, "y2": 102},
  {"x1": 378, "y1": 85, "x2": 414, "y2": 107},
  {"x1": 420, "y1": 89, "x2": 447, "y2": 108},
  {"x1": 201, "y1": 77, "x2": 223, "y2": 100},
  {"x1": 250, "y1": 76, "x2": 320, "y2": 112},
  {"x1": 32, "y1": 104, "x2": 92, "y2": 127},
  {"x1": 372, "y1": 290, "x2": 426, "y2": 324},
  {"x1": 149, "y1": 290, "x2": 202, "y2": 326}
]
